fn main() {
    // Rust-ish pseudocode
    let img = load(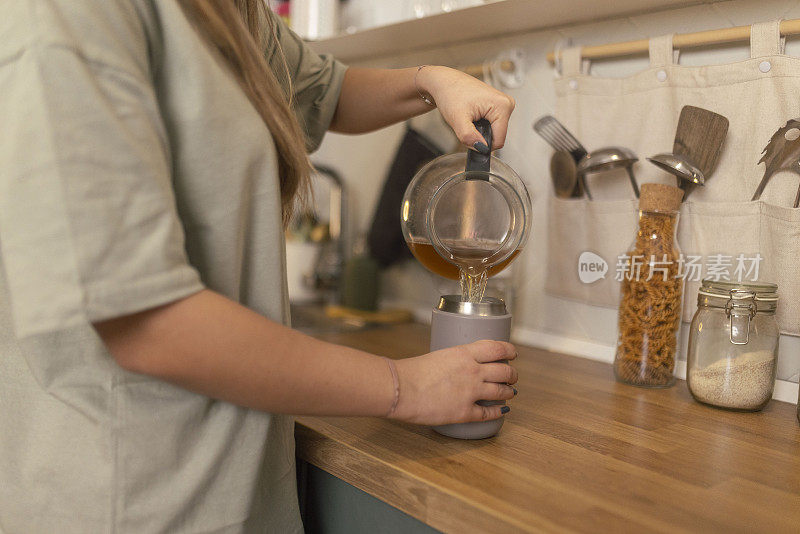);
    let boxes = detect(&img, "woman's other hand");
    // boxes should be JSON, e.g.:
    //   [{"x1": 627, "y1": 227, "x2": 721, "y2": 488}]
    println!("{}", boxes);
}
[
  {"x1": 417, "y1": 65, "x2": 516, "y2": 153},
  {"x1": 390, "y1": 340, "x2": 518, "y2": 425}
]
